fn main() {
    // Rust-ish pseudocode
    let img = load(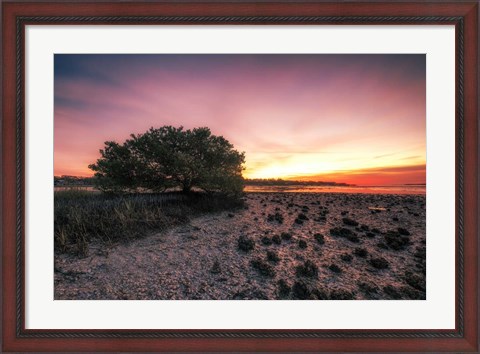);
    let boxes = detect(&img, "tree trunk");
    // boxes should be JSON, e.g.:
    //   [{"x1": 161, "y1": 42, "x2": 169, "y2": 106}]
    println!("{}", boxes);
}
[{"x1": 182, "y1": 182, "x2": 192, "y2": 194}]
